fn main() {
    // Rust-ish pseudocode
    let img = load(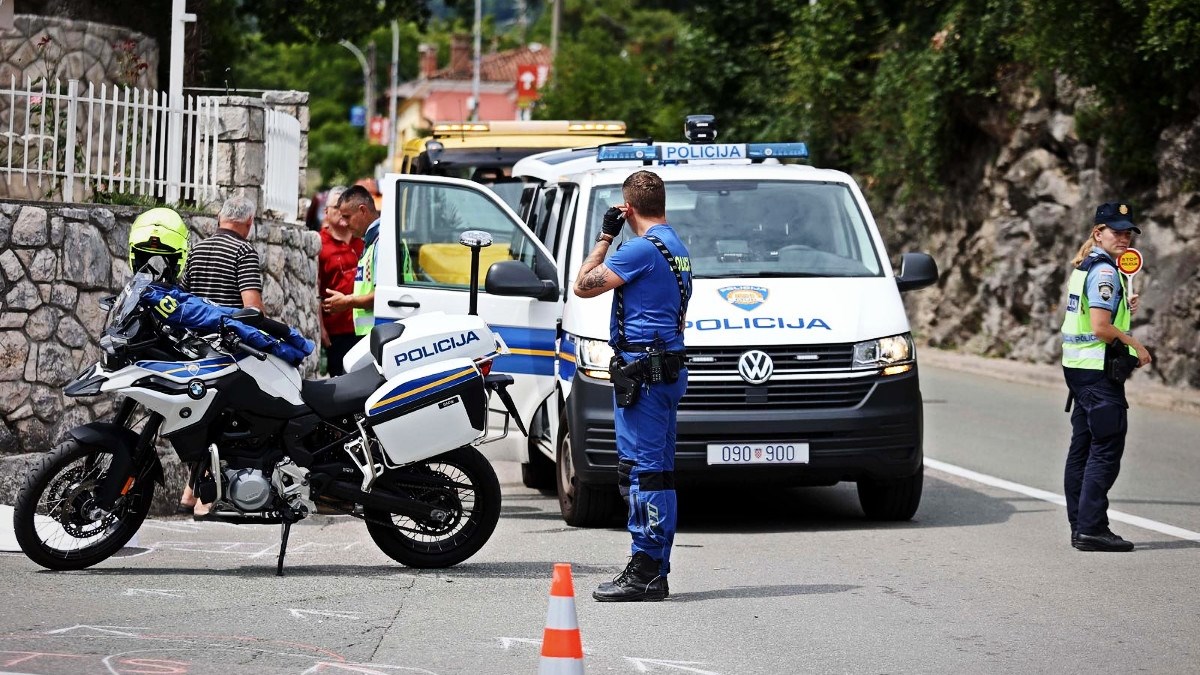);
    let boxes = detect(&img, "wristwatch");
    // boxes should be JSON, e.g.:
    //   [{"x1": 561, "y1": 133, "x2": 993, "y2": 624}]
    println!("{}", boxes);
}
[{"x1": 595, "y1": 233, "x2": 614, "y2": 244}]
